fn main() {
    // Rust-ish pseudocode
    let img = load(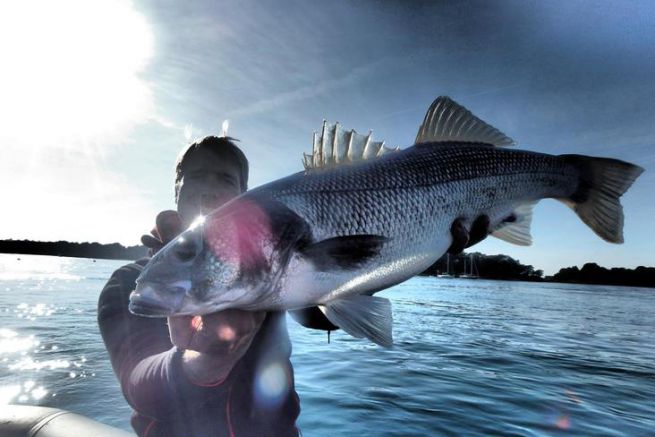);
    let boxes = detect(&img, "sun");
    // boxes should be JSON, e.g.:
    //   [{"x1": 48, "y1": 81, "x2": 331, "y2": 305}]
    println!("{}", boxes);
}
[{"x1": 0, "y1": 0, "x2": 154, "y2": 146}]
